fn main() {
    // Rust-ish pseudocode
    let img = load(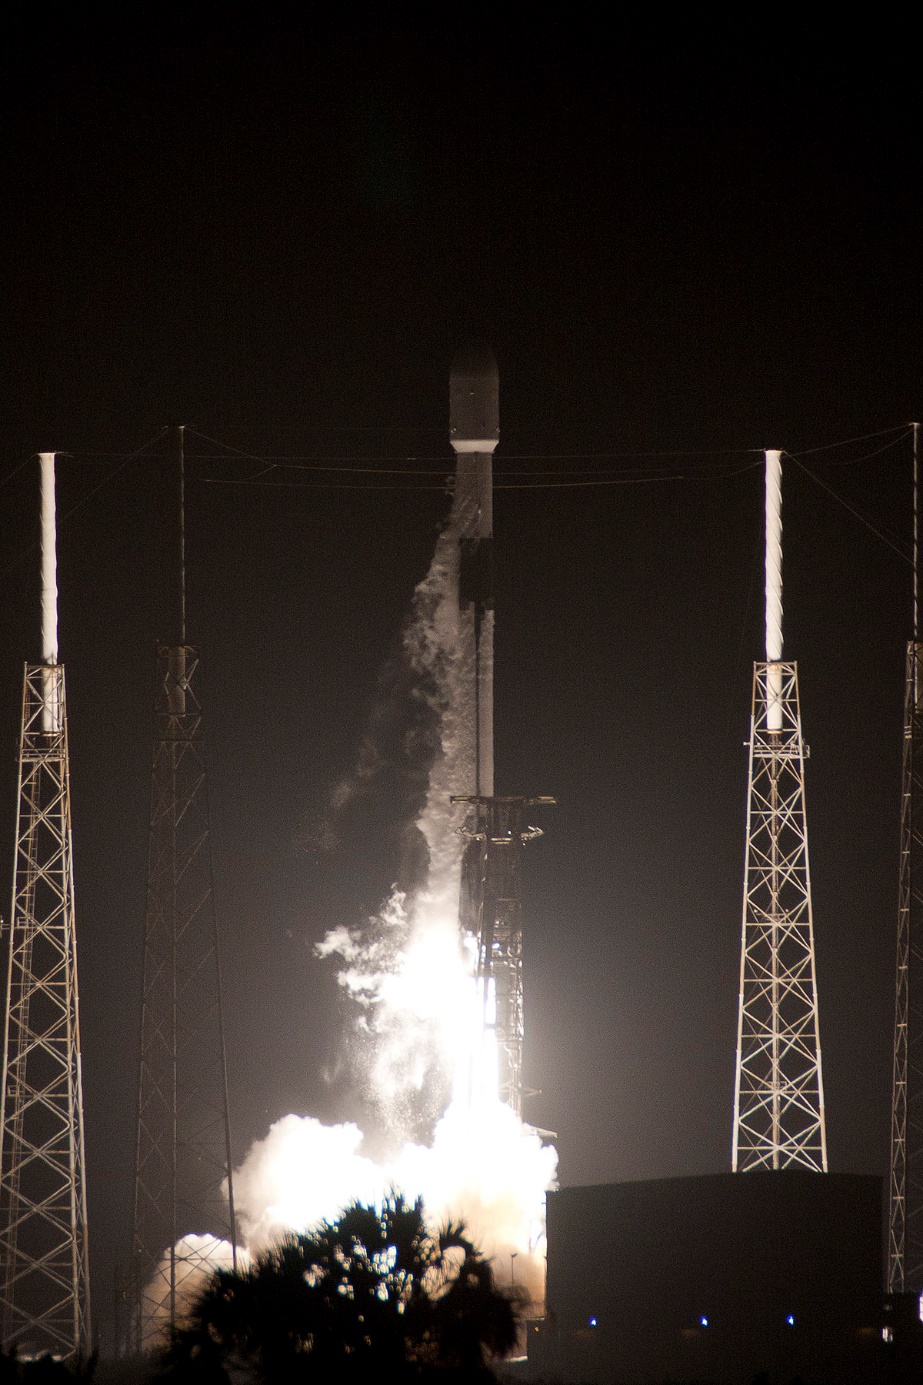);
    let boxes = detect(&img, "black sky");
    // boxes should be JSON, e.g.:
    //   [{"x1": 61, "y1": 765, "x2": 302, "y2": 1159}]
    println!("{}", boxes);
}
[{"x1": 1, "y1": 10, "x2": 920, "y2": 1347}]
